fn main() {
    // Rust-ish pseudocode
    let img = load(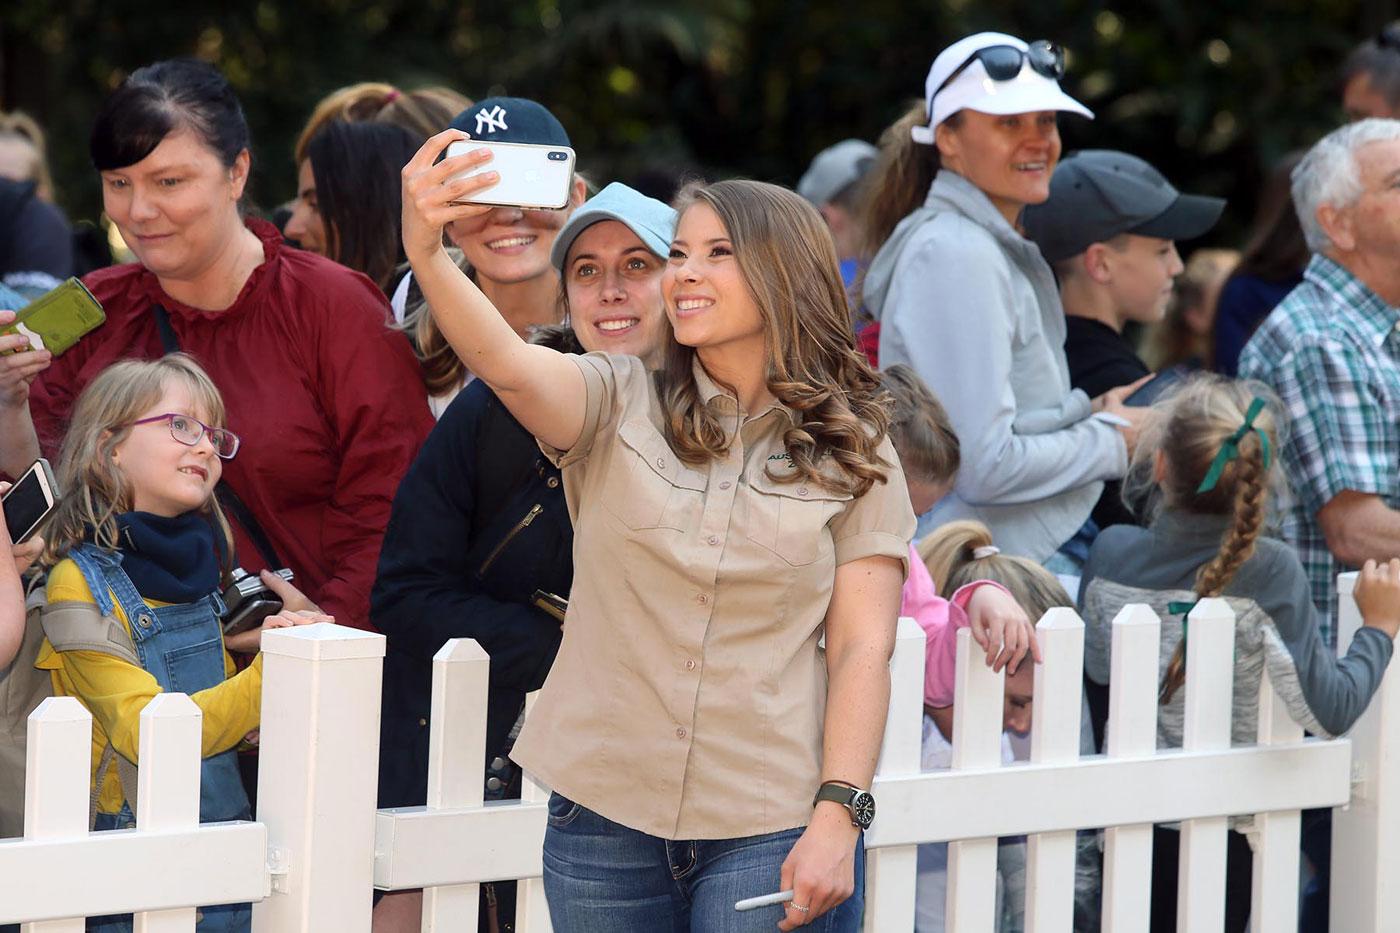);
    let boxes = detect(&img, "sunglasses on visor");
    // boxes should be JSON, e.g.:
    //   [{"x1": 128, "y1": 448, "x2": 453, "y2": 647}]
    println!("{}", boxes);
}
[{"x1": 938, "y1": 40, "x2": 1066, "y2": 93}]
